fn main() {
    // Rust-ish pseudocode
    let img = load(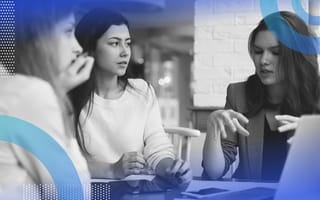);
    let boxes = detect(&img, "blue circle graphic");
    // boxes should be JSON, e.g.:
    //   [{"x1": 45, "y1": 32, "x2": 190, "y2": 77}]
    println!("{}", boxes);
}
[
  {"x1": 0, "y1": 115, "x2": 84, "y2": 200},
  {"x1": 292, "y1": 0, "x2": 320, "y2": 25},
  {"x1": 260, "y1": 0, "x2": 320, "y2": 54}
]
